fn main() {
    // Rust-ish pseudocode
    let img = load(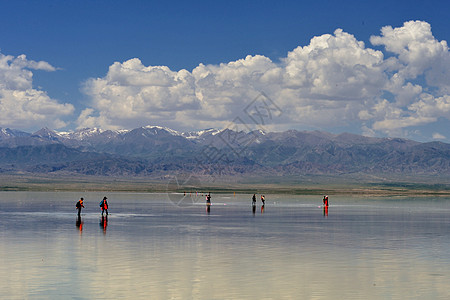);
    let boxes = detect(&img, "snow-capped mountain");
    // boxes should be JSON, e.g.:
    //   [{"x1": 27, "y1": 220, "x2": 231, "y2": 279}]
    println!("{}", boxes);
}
[
  {"x1": 0, "y1": 125, "x2": 449, "y2": 177},
  {"x1": 58, "y1": 128, "x2": 107, "y2": 140},
  {"x1": 0, "y1": 128, "x2": 31, "y2": 139},
  {"x1": 32, "y1": 127, "x2": 62, "y2": 141}
]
